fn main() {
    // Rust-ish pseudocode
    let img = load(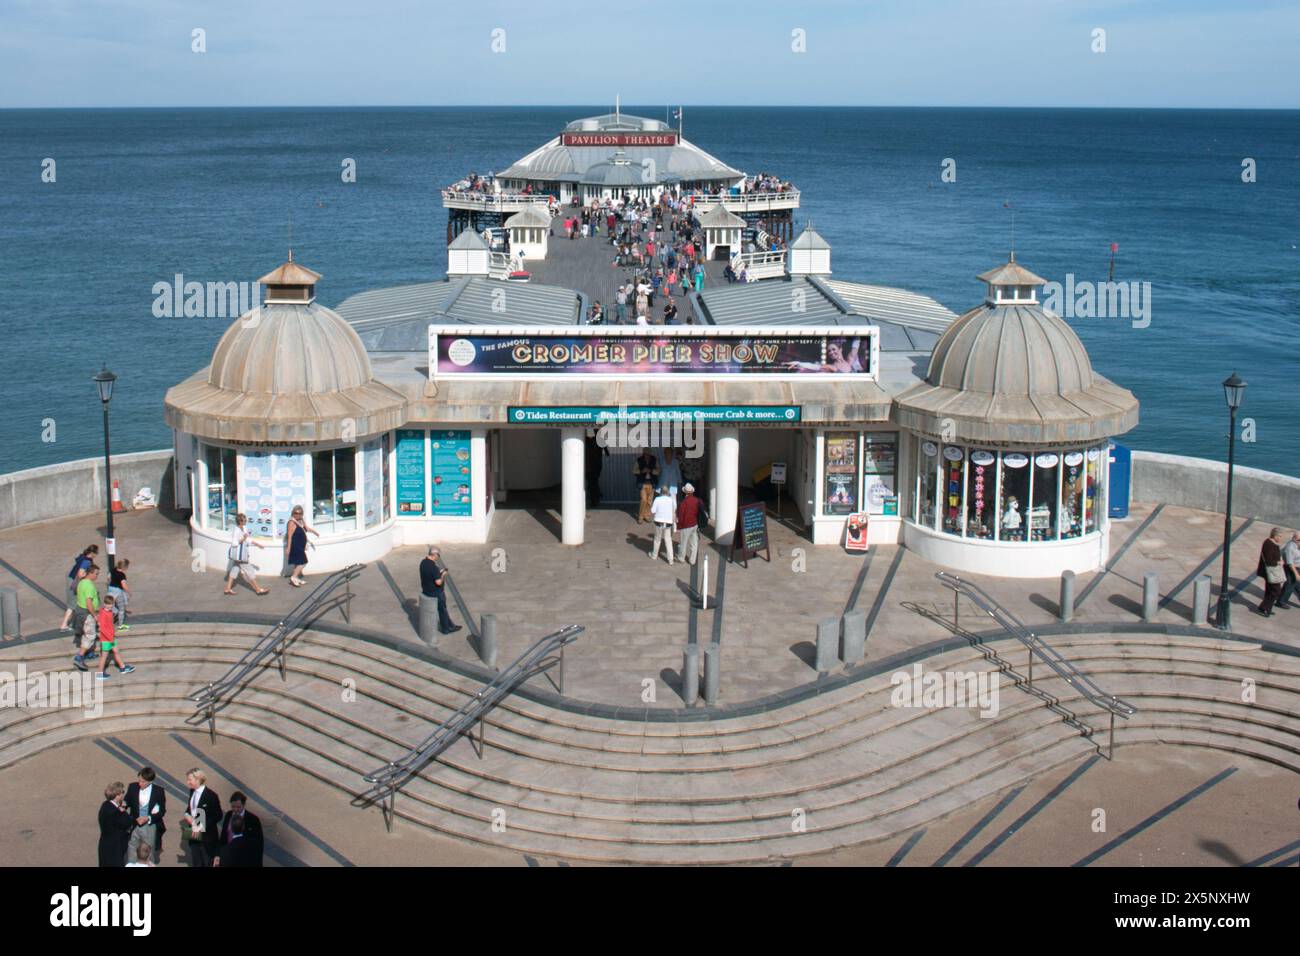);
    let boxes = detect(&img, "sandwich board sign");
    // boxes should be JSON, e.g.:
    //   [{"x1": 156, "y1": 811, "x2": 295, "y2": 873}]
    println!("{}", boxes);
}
[{"x1": 730, "y1": 501, "x2": 771, "y2": 568}]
